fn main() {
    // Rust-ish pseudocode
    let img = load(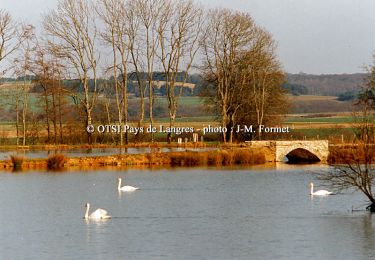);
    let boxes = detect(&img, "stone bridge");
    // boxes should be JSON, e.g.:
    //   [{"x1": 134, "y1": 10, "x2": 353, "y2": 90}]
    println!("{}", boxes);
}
[{"x1": 245, "y1": 140, "x2": 329, "y2": 162}]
